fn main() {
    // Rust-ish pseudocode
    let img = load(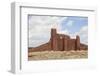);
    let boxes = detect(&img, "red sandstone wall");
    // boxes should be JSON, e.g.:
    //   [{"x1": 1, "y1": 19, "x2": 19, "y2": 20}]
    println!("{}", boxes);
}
[
  {"x1": 76, "y1": 36, "x2": 80, "y2": 50},
  {"x1": 57, "y1": 35, "x2": 64, "y2": 51},
  {"x1": 69, "y1": 39, "x2": 76, "y2": 50},
  {"x1": 29, "y1": 28, "x2": 88, "y2": 52},
  {"x1": 28, "y1": 41, "x2": 51, "y2": 52},
  {"x1": 64, "y1": 36, "x2": 68, "y2": 51},
  {"x1": 80, "y1": 43, "x2": 88, "y2": 50},
  {"x1": 51, "y1": 29, "x2": 58, "y2": 51}
]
